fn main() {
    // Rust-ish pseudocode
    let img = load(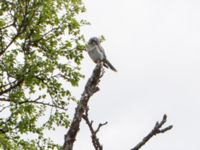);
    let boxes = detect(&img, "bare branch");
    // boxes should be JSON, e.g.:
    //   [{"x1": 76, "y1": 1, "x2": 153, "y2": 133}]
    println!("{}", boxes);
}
[
  {"x1": 131, "y1": 114, "x2": 173, "y2": 150},
  {"x1": 83, "y1": 107, "x2": 107, "y2": 150},
  {"x1": 63, "y1": 63, "x2": 104, "y2": 150}
]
